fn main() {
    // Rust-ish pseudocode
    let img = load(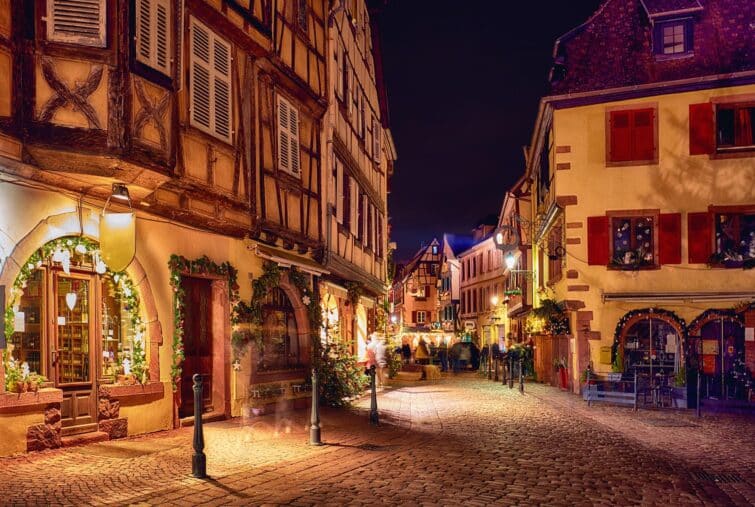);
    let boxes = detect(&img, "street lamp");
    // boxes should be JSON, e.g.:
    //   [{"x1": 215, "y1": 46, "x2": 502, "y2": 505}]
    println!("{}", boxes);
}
[
  {"x1": 489, "y1": 294, "x2": 500, "y2": 381},
  {"x1": 390, "y1": 314, "x2": 398, "y2": 324},
  {"x1": 505, "y1": 252, "x2": 517, "y2": 270}
]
